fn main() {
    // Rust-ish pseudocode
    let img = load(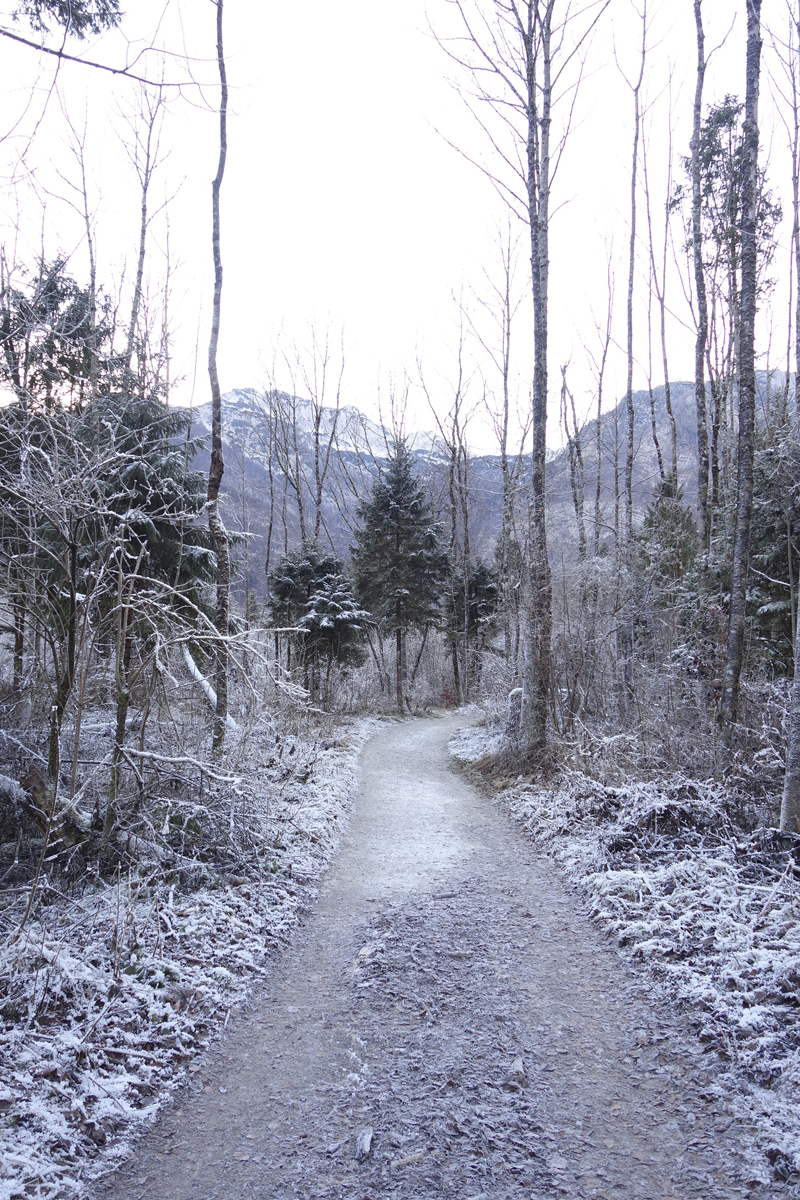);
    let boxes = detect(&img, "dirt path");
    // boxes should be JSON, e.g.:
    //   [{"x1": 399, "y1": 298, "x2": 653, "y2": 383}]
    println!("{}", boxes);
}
[{"x1": 95, "y1": 714, "x2": 770, "y2": 1200}]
